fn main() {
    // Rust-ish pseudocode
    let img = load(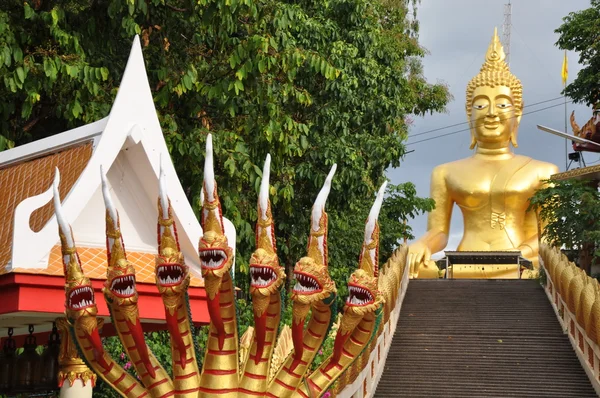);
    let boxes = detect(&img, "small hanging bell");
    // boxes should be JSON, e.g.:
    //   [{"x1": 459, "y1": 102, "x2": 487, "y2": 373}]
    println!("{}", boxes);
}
[
  {"x1": 0, "y1": 328, "x2": 17, "y2": 393},
  {"x1": 15, "y1": 325, "x2": 41, "y2": 391}
]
